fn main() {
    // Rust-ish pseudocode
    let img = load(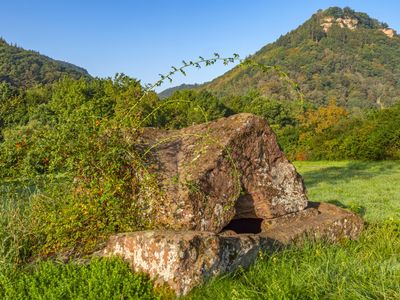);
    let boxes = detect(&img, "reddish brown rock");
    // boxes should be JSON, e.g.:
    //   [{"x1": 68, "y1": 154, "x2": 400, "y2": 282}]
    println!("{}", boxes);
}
[
  {"x1": 101, "y1": 202, "x2": 363, "y2": 296},
  {"x1": 101, "y1": 231, "x2": 269, "y2": 296},
  {"x1": 102, "y1": 113, "x2": 364, "y2": 295},
  {"x1": 260, "y1": 202, "x2": 364, "y2": 243},
  {"x1": 138, "y1": 113, "x2": 308, "y2": 232}
]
